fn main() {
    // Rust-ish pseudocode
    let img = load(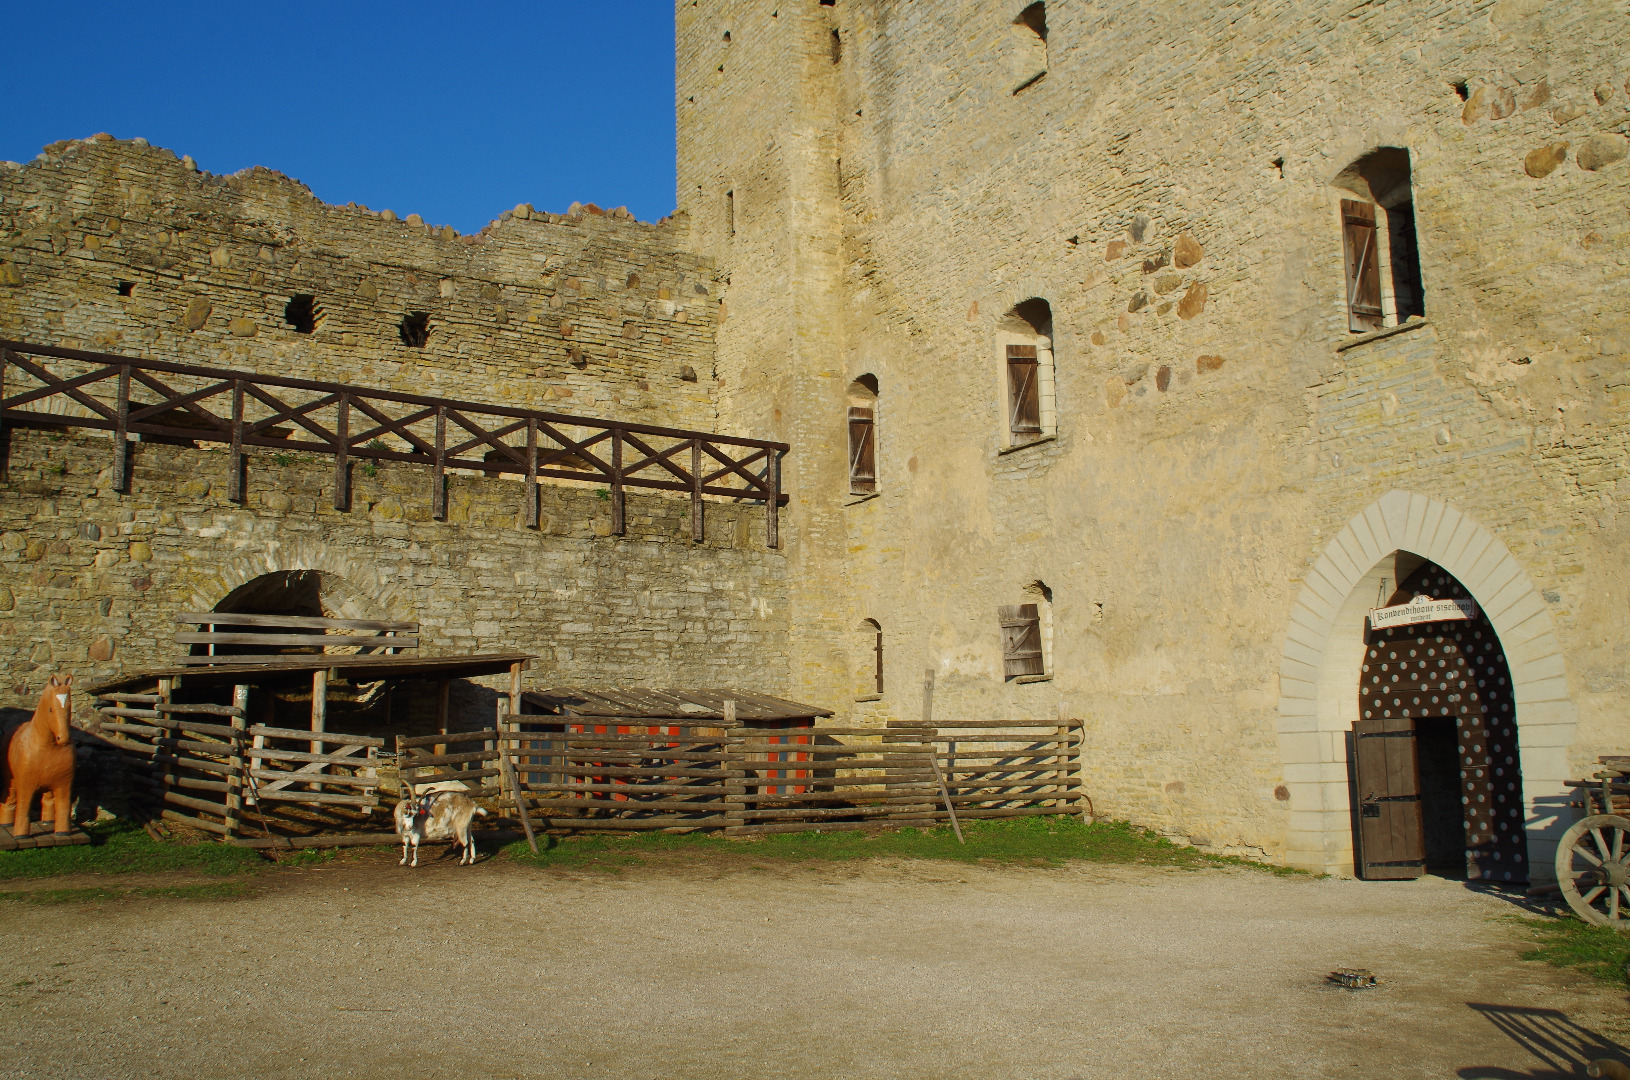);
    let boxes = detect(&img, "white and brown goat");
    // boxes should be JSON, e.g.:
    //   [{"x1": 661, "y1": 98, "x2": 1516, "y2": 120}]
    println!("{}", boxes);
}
[{"x1": 392, "y1": 790, "x2": 487, "y2": 867}]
